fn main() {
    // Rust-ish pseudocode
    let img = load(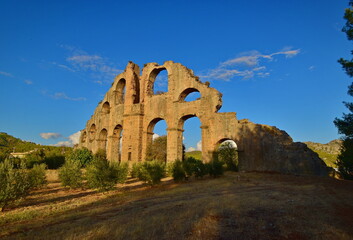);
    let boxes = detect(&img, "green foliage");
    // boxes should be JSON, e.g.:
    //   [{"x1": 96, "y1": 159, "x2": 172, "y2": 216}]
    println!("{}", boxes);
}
[
  {"x1": 193, "y1": 159, "x2": 208, "y2": 178},
  {"x1": 218, "y1": 142, "x2": 238, "y2": 171},
  {"x1": 130, "y1": 162, "x2": 142, "y2": 178},
  {"x1": 336, "y1": 139, "x2": 353, "y2": 180},
  {"x1": 171, "y1": 159, "x2": 186, "y2": 182},
  {"x1": 28, "y1": 164, "x2": 47, "y2": 189},
  {"x1": 0, "y1": 159, "x2": 31, "y2": 211},
  {"x1": 25, "y1": 149, "x2": 46, "y2": 168},
  {"x1": 66, "y1": 148, "x2": 93, "y2": 168},
  {"x1": 207, "y1": 158, "x2": 224, "y2": 177},
  {"x1": 335, "y1": 1, "x2": 353, "y2": 180},
  {"x1": 43, "y1": 154, "x2": 65, "y2": 169},
  {"x1": 58, "y1": 158, "x2": 83, "y2": 189},
  {"x1": 145, "y1": 136, "x2": 167, "y2": 163},
  {"x1": 138, "y1": 161, "x2": 166, "y2": 185},
  {"x1": 86, "y1": 158, "x2": 129, "y2": 191}
]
